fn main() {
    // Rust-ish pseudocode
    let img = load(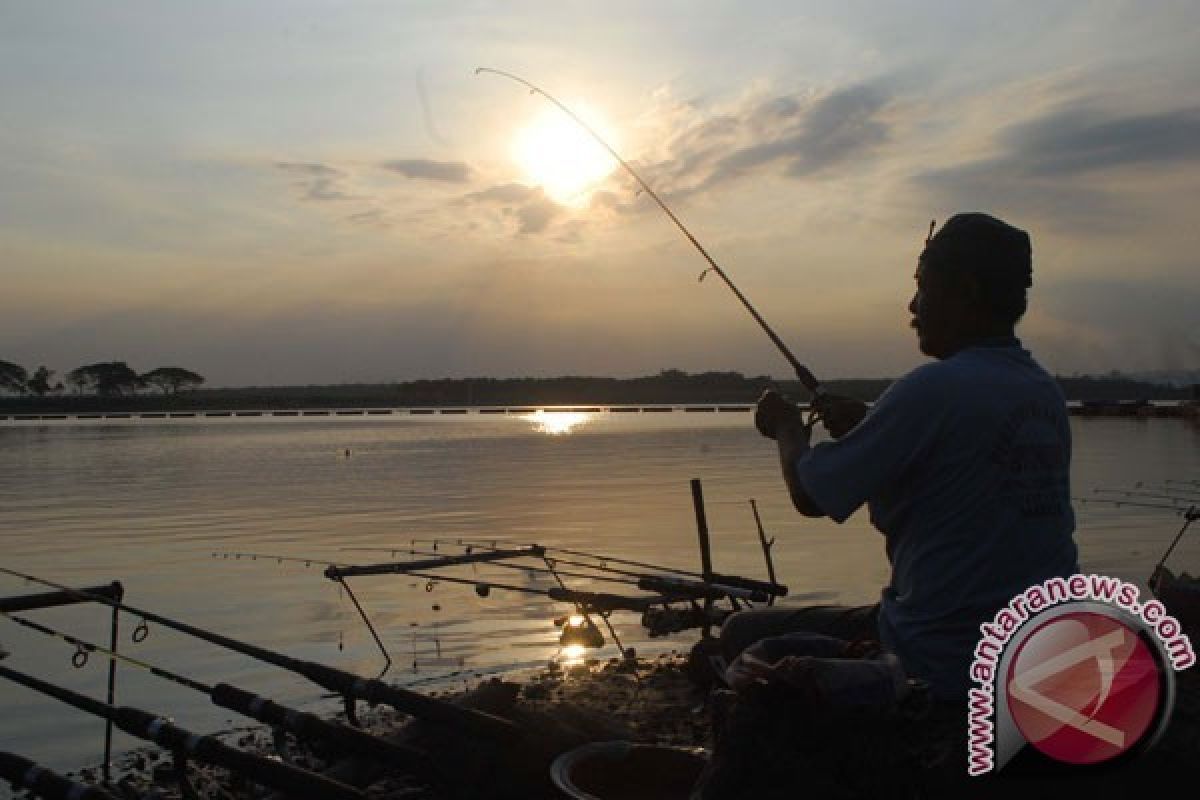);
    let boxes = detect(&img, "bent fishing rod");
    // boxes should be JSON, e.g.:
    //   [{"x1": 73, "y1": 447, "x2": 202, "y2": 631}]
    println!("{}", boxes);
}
[
  {"x1": 0, "y1": 663, "x2": 364, "y2": 800},
  {"x1": 0, "y1": 610, "x2": 439, "y2": 783},
  {"x1": 476, "y1": 67, "x2": 821, "y2": 399},
  {"x1": 0, "y1": 566, "x2": 518, "y2": 740}
]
